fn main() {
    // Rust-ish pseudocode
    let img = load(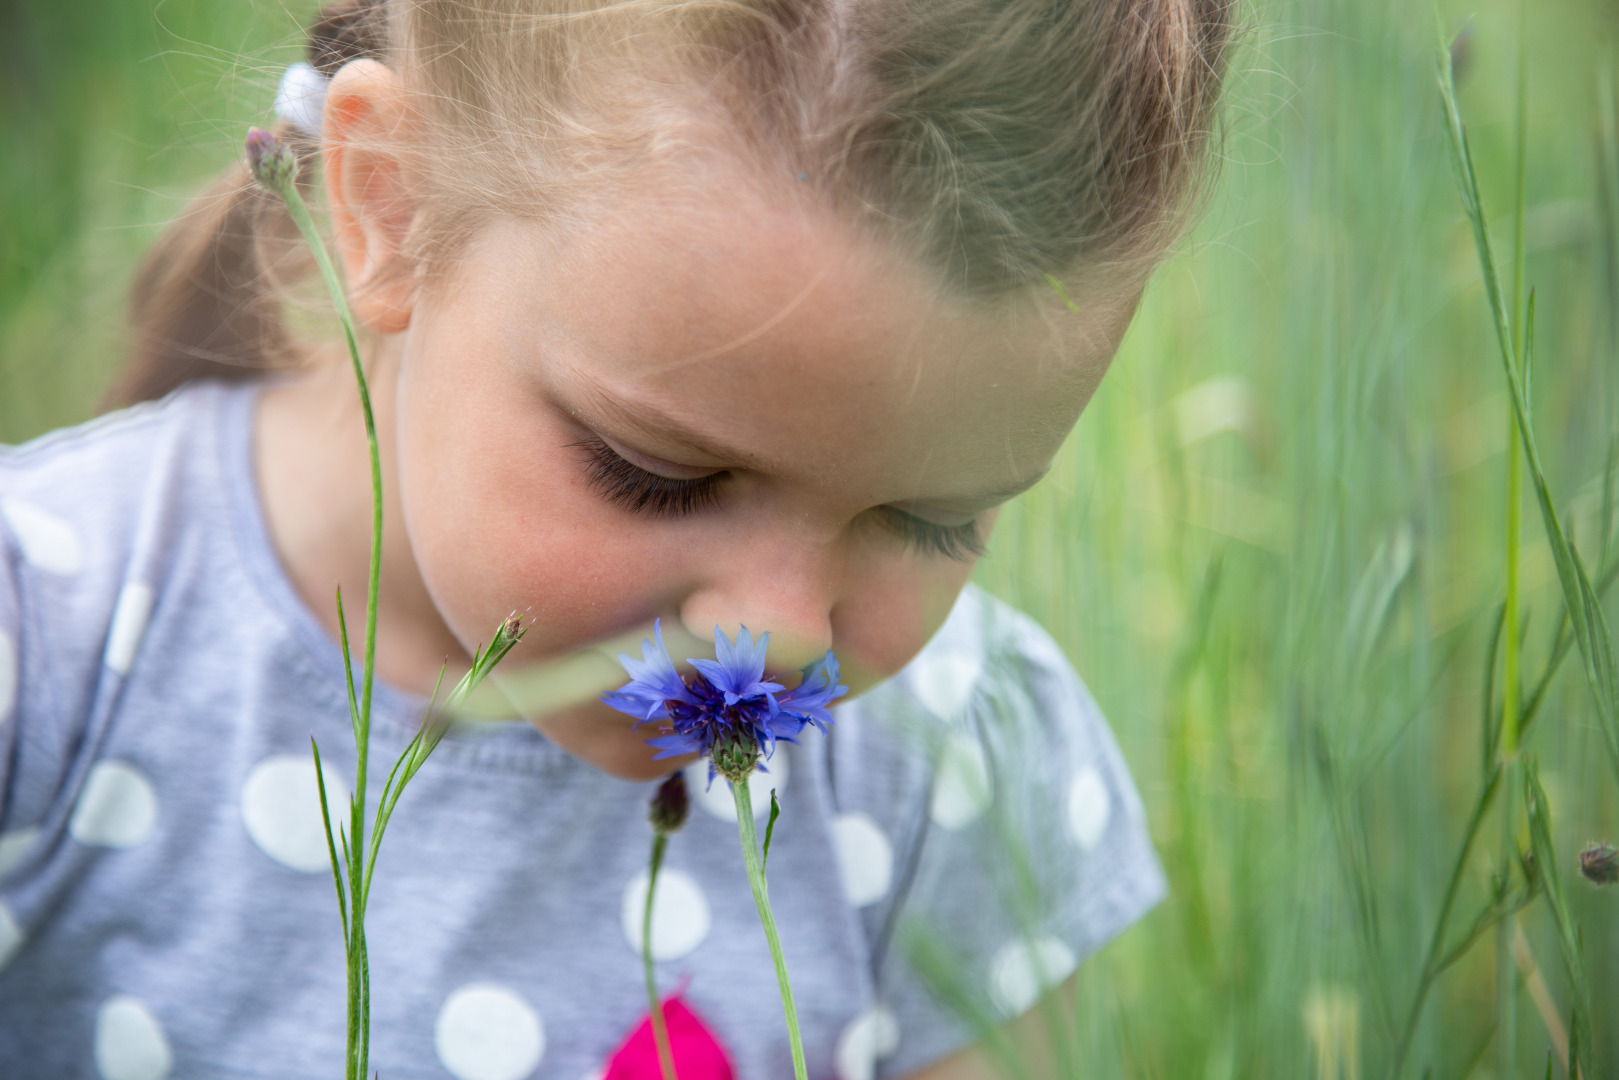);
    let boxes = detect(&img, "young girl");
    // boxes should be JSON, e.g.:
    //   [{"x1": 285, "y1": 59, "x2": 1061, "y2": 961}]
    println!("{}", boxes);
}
[{"x1": 0, "y1": 2, "x2": 1229, "y2": 1077}]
